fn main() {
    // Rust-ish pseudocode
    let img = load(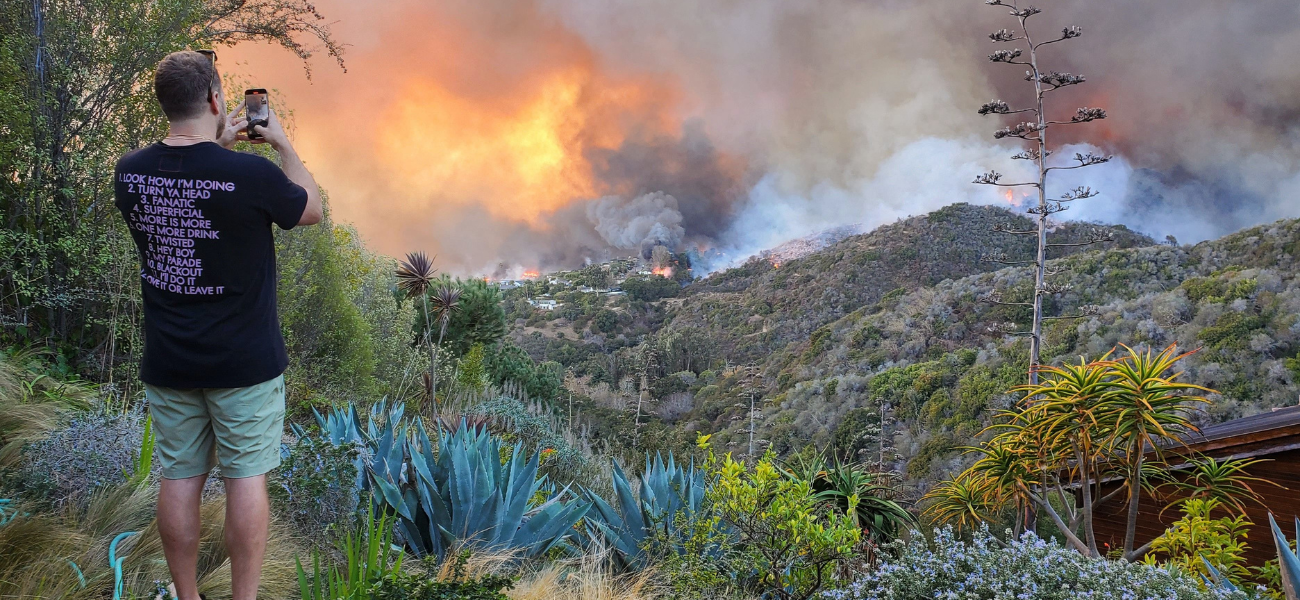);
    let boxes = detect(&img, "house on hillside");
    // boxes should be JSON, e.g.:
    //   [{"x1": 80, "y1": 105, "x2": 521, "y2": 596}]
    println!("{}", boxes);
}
[
  {"x1": 529, "y1": 298, "x2": 559, "y2": 311},
  {"x1": 1090, "y1": 405, "x2": 1300, "y2": 566}
]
